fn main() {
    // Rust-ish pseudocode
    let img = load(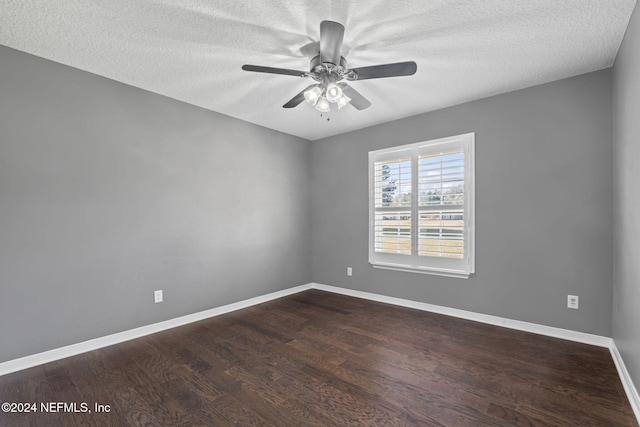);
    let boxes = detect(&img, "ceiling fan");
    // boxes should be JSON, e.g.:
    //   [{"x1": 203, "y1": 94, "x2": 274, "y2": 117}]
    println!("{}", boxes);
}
[{"x1": 242, "y1": 20, "x2": 417, "y2": 114}]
